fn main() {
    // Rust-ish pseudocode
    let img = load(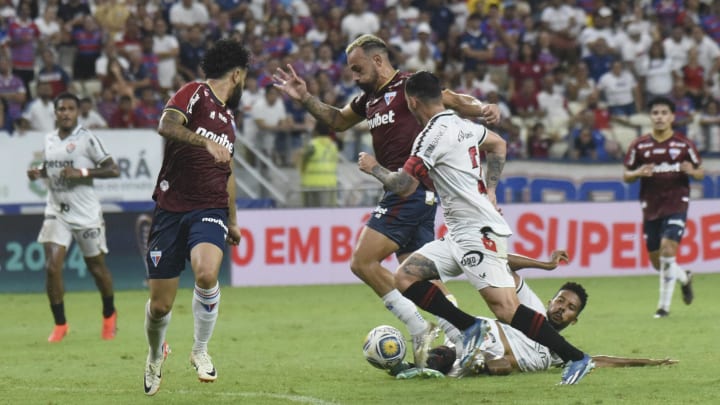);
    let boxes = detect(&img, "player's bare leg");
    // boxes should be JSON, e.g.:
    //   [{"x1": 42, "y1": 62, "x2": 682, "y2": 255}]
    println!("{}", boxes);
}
[
  {"x1": 651, "y1": 238, "x2": 691, "y2": 318},
  {"x1": 144, "y1": 277, "x2": 178, "y2": 395},
  {"x1": 350, "y1": 227, "x2": 436, "y2": 366},
  {"x1": 85, "y1": 254, "x2": 117, "y2": 339},
  {"x1": 189, "y1": 242, "x2": 223, "y2": 382},
  {"x1": 44, "y1": 243, "x2": 69, "y2": 342}
]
